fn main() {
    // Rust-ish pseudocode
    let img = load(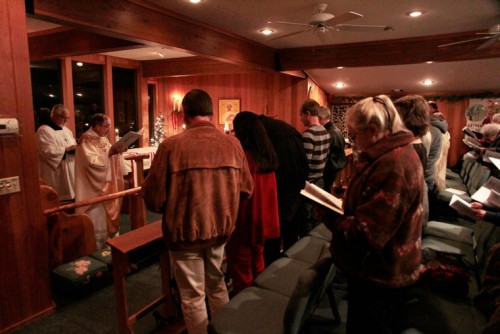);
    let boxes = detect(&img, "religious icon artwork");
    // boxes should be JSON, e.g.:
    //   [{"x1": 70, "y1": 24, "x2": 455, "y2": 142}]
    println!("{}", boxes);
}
[{"x1": 219, "y1": 99, "x2": 240, "y2": 125}]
